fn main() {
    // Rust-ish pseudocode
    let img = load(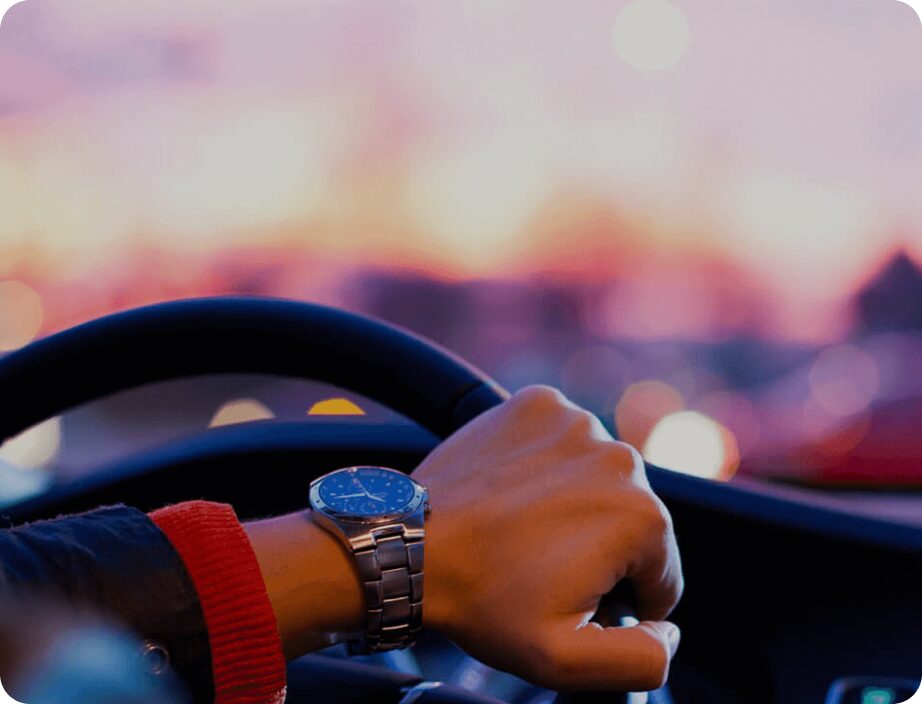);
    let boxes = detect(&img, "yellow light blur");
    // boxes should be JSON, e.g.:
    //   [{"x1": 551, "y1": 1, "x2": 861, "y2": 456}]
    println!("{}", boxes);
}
[
  {"x1": 615, "y1": 380, "x2": 685, "y2": 450},
  {"x1": 612, "y1": 0, "x2": 691, "y2": 72},
  {"x1": 407, "y1": 145, "x2": 551, "y2": 271},
  {"x1": 307, "y1": 398, "x2": 366, "y2": 416},
  {"x1": 808, "y1": 345, "x2": 879, "y2": 416},
  {"x1": 0, "y1": 281, "x2": 44, "y2": 352},
  {"x1": 643, "y1": 411, "x2": 739, "y2": 481},
  {"x1": 0, "y1": 417, "x2": 62, "y2": 471},
  {"x1": 209, "y1": 399, "x2": 275, "y2": 427}
]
